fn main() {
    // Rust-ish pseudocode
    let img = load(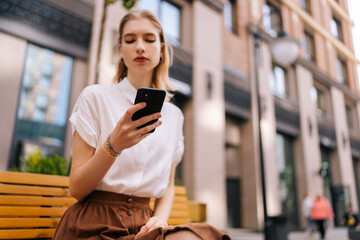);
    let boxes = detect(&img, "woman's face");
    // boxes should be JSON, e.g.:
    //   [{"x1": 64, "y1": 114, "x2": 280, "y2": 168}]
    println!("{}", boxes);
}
[{"x1": 120, "y1": 18, "x2": 162, "y2": 75}]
